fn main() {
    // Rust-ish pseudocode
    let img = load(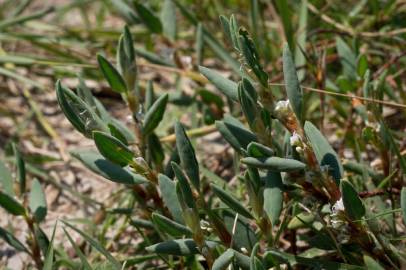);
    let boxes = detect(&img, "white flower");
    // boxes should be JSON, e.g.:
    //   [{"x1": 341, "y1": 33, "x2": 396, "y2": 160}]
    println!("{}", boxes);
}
[
  {"x1": 332, "y1": 197, "x2": 345, "y2": 214},
  {"x1": 274, "y1": 100, "x2": 290, "y2": 112},
  {"x1": 290, "y1": 132, "x2": 301, "y2": 147}
]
